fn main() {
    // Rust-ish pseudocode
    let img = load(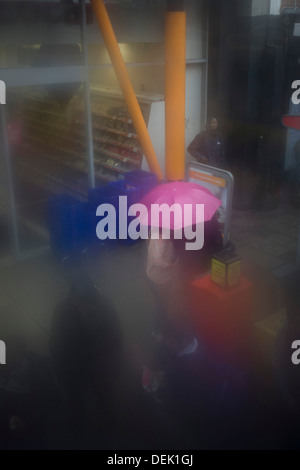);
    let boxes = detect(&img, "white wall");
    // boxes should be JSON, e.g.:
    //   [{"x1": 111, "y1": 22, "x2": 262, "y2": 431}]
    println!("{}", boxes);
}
[
  {"x1": 144, "y1": 100, "x2": 166, "y2": 176},
  {"x1": 252, "y1": 0, "x2": 281, "y2": 17},
  {"x1": 185, "y1": 0, "x2": 207, "y2": 61},
  {"x1": 185, "y1": 64, "x2": 204, "y2": 165},
  {"x1": 270, "y1": 0, "x2": 281, "y2": 15},
  {"x1": 141, "y1": 64, "x2": 205, "y2": 177}
]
